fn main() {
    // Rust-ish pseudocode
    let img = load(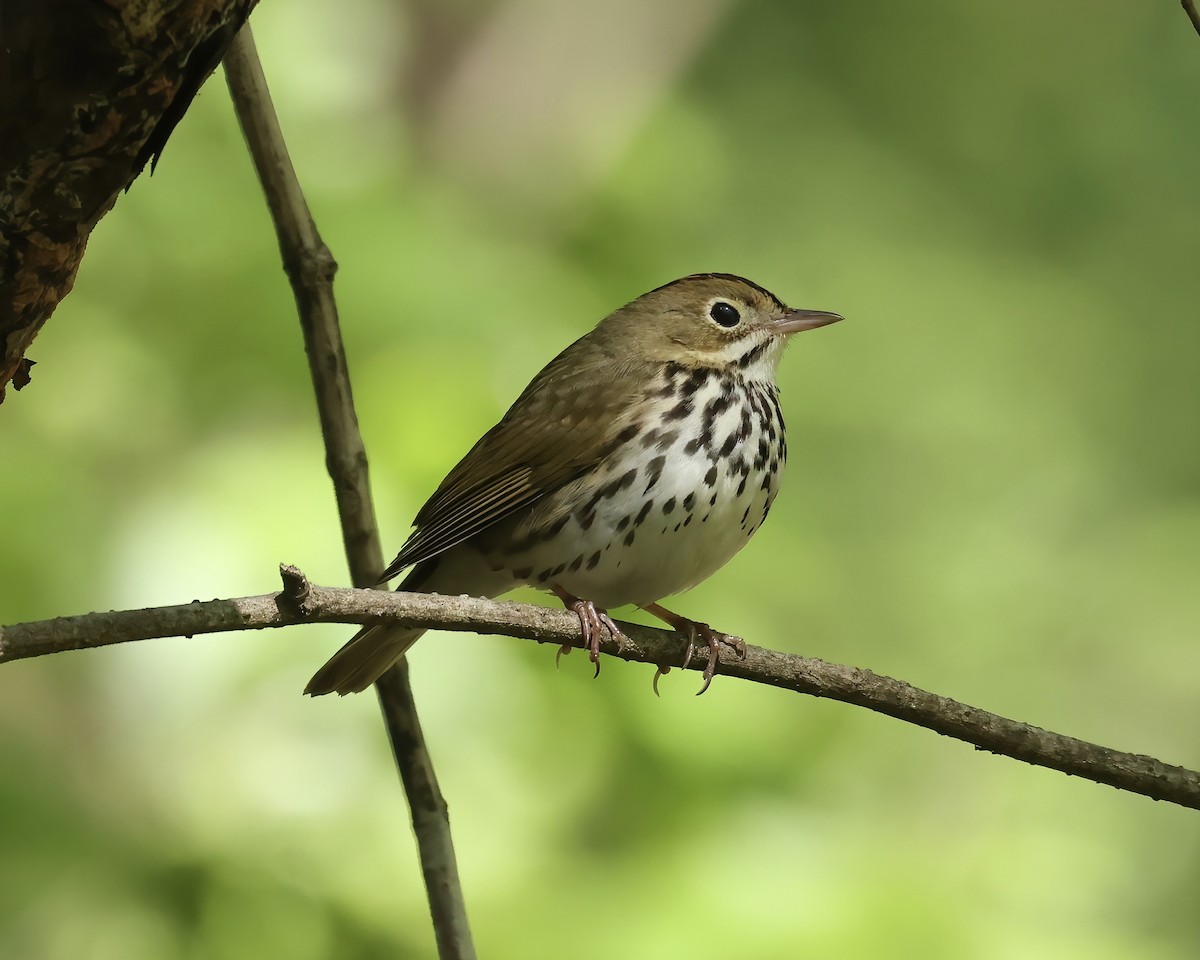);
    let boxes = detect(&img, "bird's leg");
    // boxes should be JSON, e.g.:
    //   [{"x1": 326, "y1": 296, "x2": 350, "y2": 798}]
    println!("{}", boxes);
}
[
  {"x1": 641, "y1": 602, "x2": 747, "y2": 695},
  {"x1": 551, "y1": 584, "x2": 626, "y2": 677}
]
